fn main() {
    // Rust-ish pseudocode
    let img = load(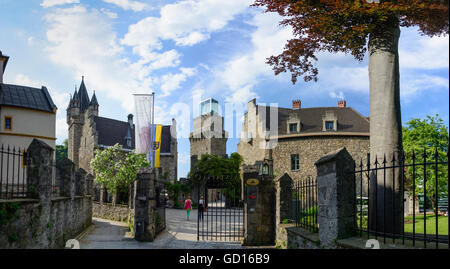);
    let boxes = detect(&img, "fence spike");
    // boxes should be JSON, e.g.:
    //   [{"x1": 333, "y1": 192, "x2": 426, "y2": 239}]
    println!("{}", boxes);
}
[
  {"x1": 374, "y1": 155, "x2": 379, "y2": 165},
  {"x1": 383, "y1": 154, "x2": 387, "y2": 164}
]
